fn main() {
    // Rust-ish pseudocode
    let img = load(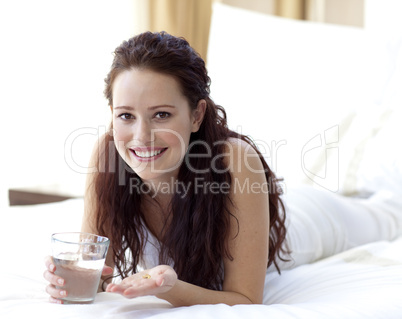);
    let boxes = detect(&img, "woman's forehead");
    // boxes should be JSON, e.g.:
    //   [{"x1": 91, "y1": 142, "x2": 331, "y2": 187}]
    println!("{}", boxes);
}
[{"x1": 112, "y1": 69, "x2": 187, "y2": 108}]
